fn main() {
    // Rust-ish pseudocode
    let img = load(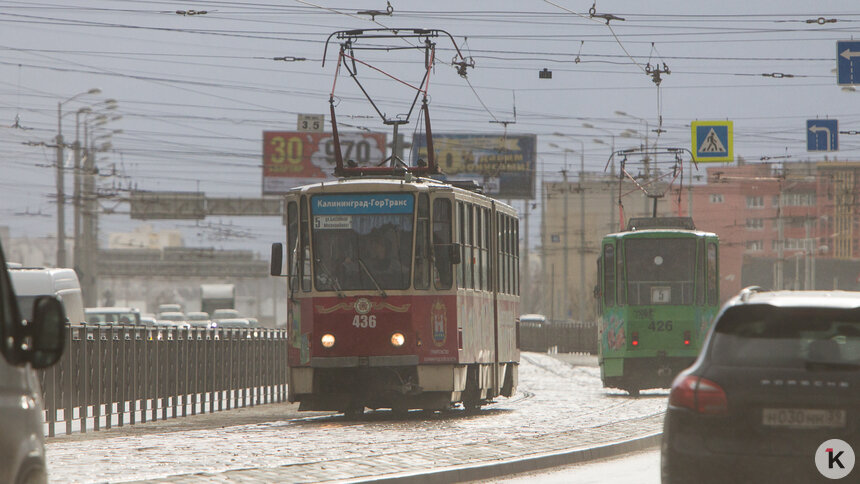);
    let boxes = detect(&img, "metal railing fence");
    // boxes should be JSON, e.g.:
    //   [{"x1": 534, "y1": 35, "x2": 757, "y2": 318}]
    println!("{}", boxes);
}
[
  {"x1": 519, "y1": 321, "x2": 597, "y2": 354},
  {"x1": 39, "y1": 325, "x2": 289, "y2": 436}
]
